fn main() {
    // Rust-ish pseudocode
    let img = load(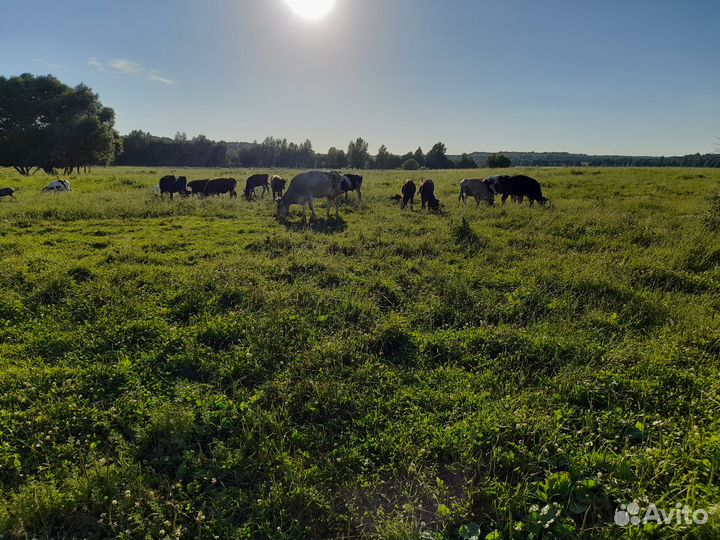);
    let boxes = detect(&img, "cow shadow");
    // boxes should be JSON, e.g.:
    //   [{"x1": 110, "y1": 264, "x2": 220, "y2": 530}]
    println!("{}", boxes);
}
[{"x1": 283, "y1": 217, "x2": 347, "y2": 234}]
